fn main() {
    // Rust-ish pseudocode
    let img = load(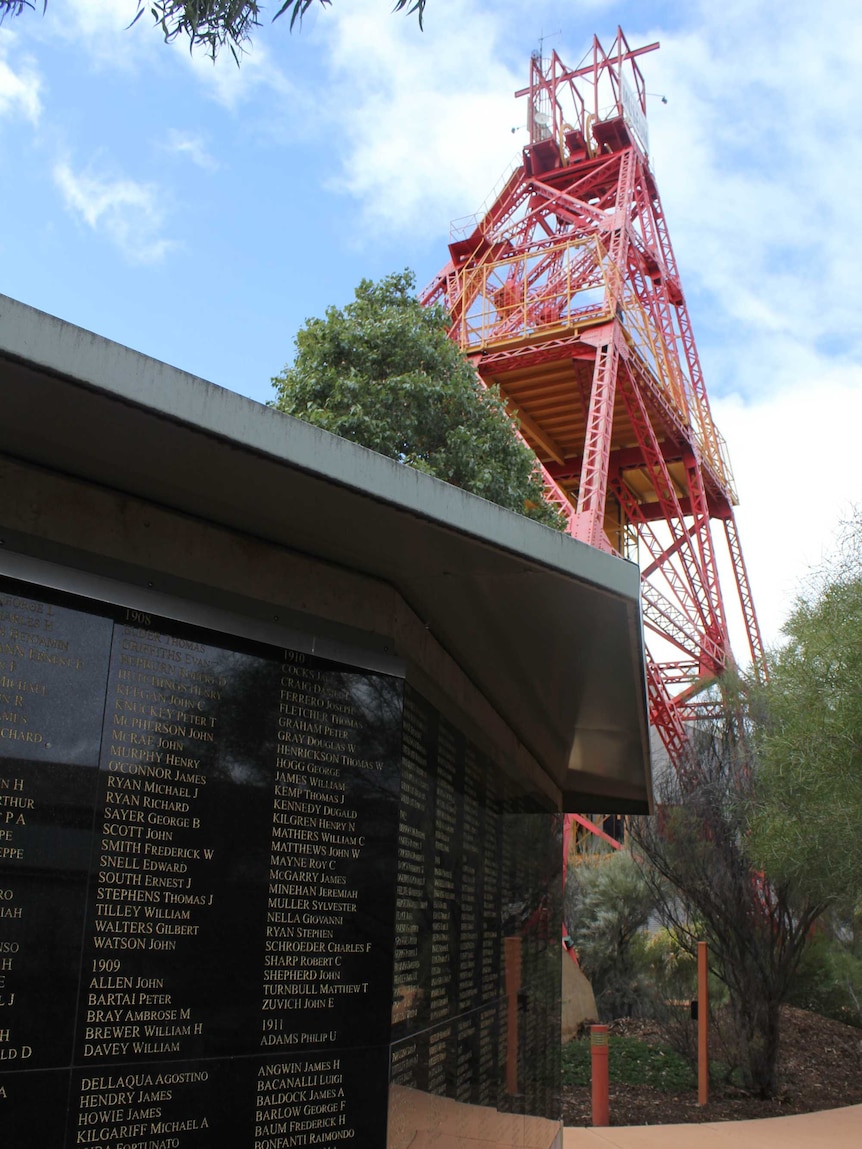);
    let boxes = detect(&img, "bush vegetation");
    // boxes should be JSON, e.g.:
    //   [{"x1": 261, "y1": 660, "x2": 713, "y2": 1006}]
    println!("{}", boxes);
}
[{"x1": 561, "y1": 1033, "x2": 696, "y2": 1092}]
